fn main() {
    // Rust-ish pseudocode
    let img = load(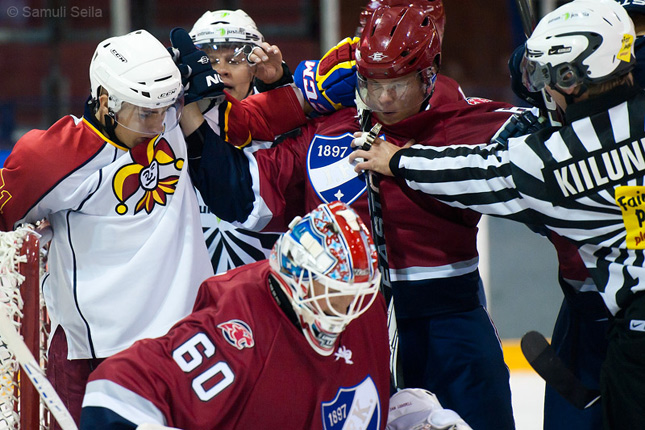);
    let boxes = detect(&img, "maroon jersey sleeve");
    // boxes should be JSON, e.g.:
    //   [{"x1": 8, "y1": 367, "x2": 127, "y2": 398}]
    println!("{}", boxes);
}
[{"x1": 222, "y1": 86, "x2": 308, "y2": 146}]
